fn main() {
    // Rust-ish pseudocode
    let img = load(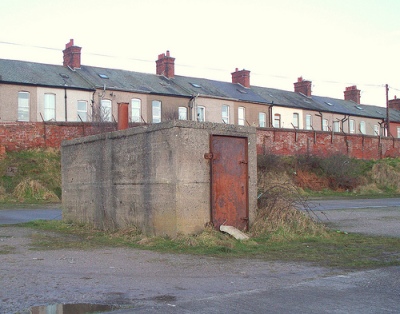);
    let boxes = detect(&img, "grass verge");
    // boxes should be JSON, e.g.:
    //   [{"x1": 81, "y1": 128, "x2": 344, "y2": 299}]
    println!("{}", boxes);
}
[{"x1": 10, "y1": 220, "x2": 400, "y2": 270}]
